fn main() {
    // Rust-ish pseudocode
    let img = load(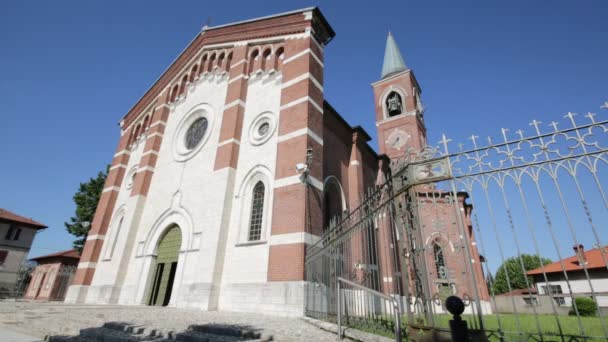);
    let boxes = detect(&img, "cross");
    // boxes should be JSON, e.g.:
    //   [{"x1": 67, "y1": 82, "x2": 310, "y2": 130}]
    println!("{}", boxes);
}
[
  {"x1": 585, "y1": 112, "x2": 597, "y2": 123},
  {"x1": 601, "y1": 102, "x2": 608, "y2": 109},
  {"x1": 564, "y1": 112, "x2": 578, "y2": 127},
  {"x1": 549, "y1": 121, "x2": 559, "y2": 132},
  {"x1": 501, "y1": 128, "x2": 510, "y2": 143},
  {"x1": 529, "y1": 120, "x2": 542, "y2": 134},
  {"x1": 515, "y1": 129, "x2": 525, "y2": 140},
  {"x1": 468, "y1": 135, "x2": 479, "y2": 148},
  {"x1": 439, "y1": 134, "x2": 452, "y2": 152}
]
